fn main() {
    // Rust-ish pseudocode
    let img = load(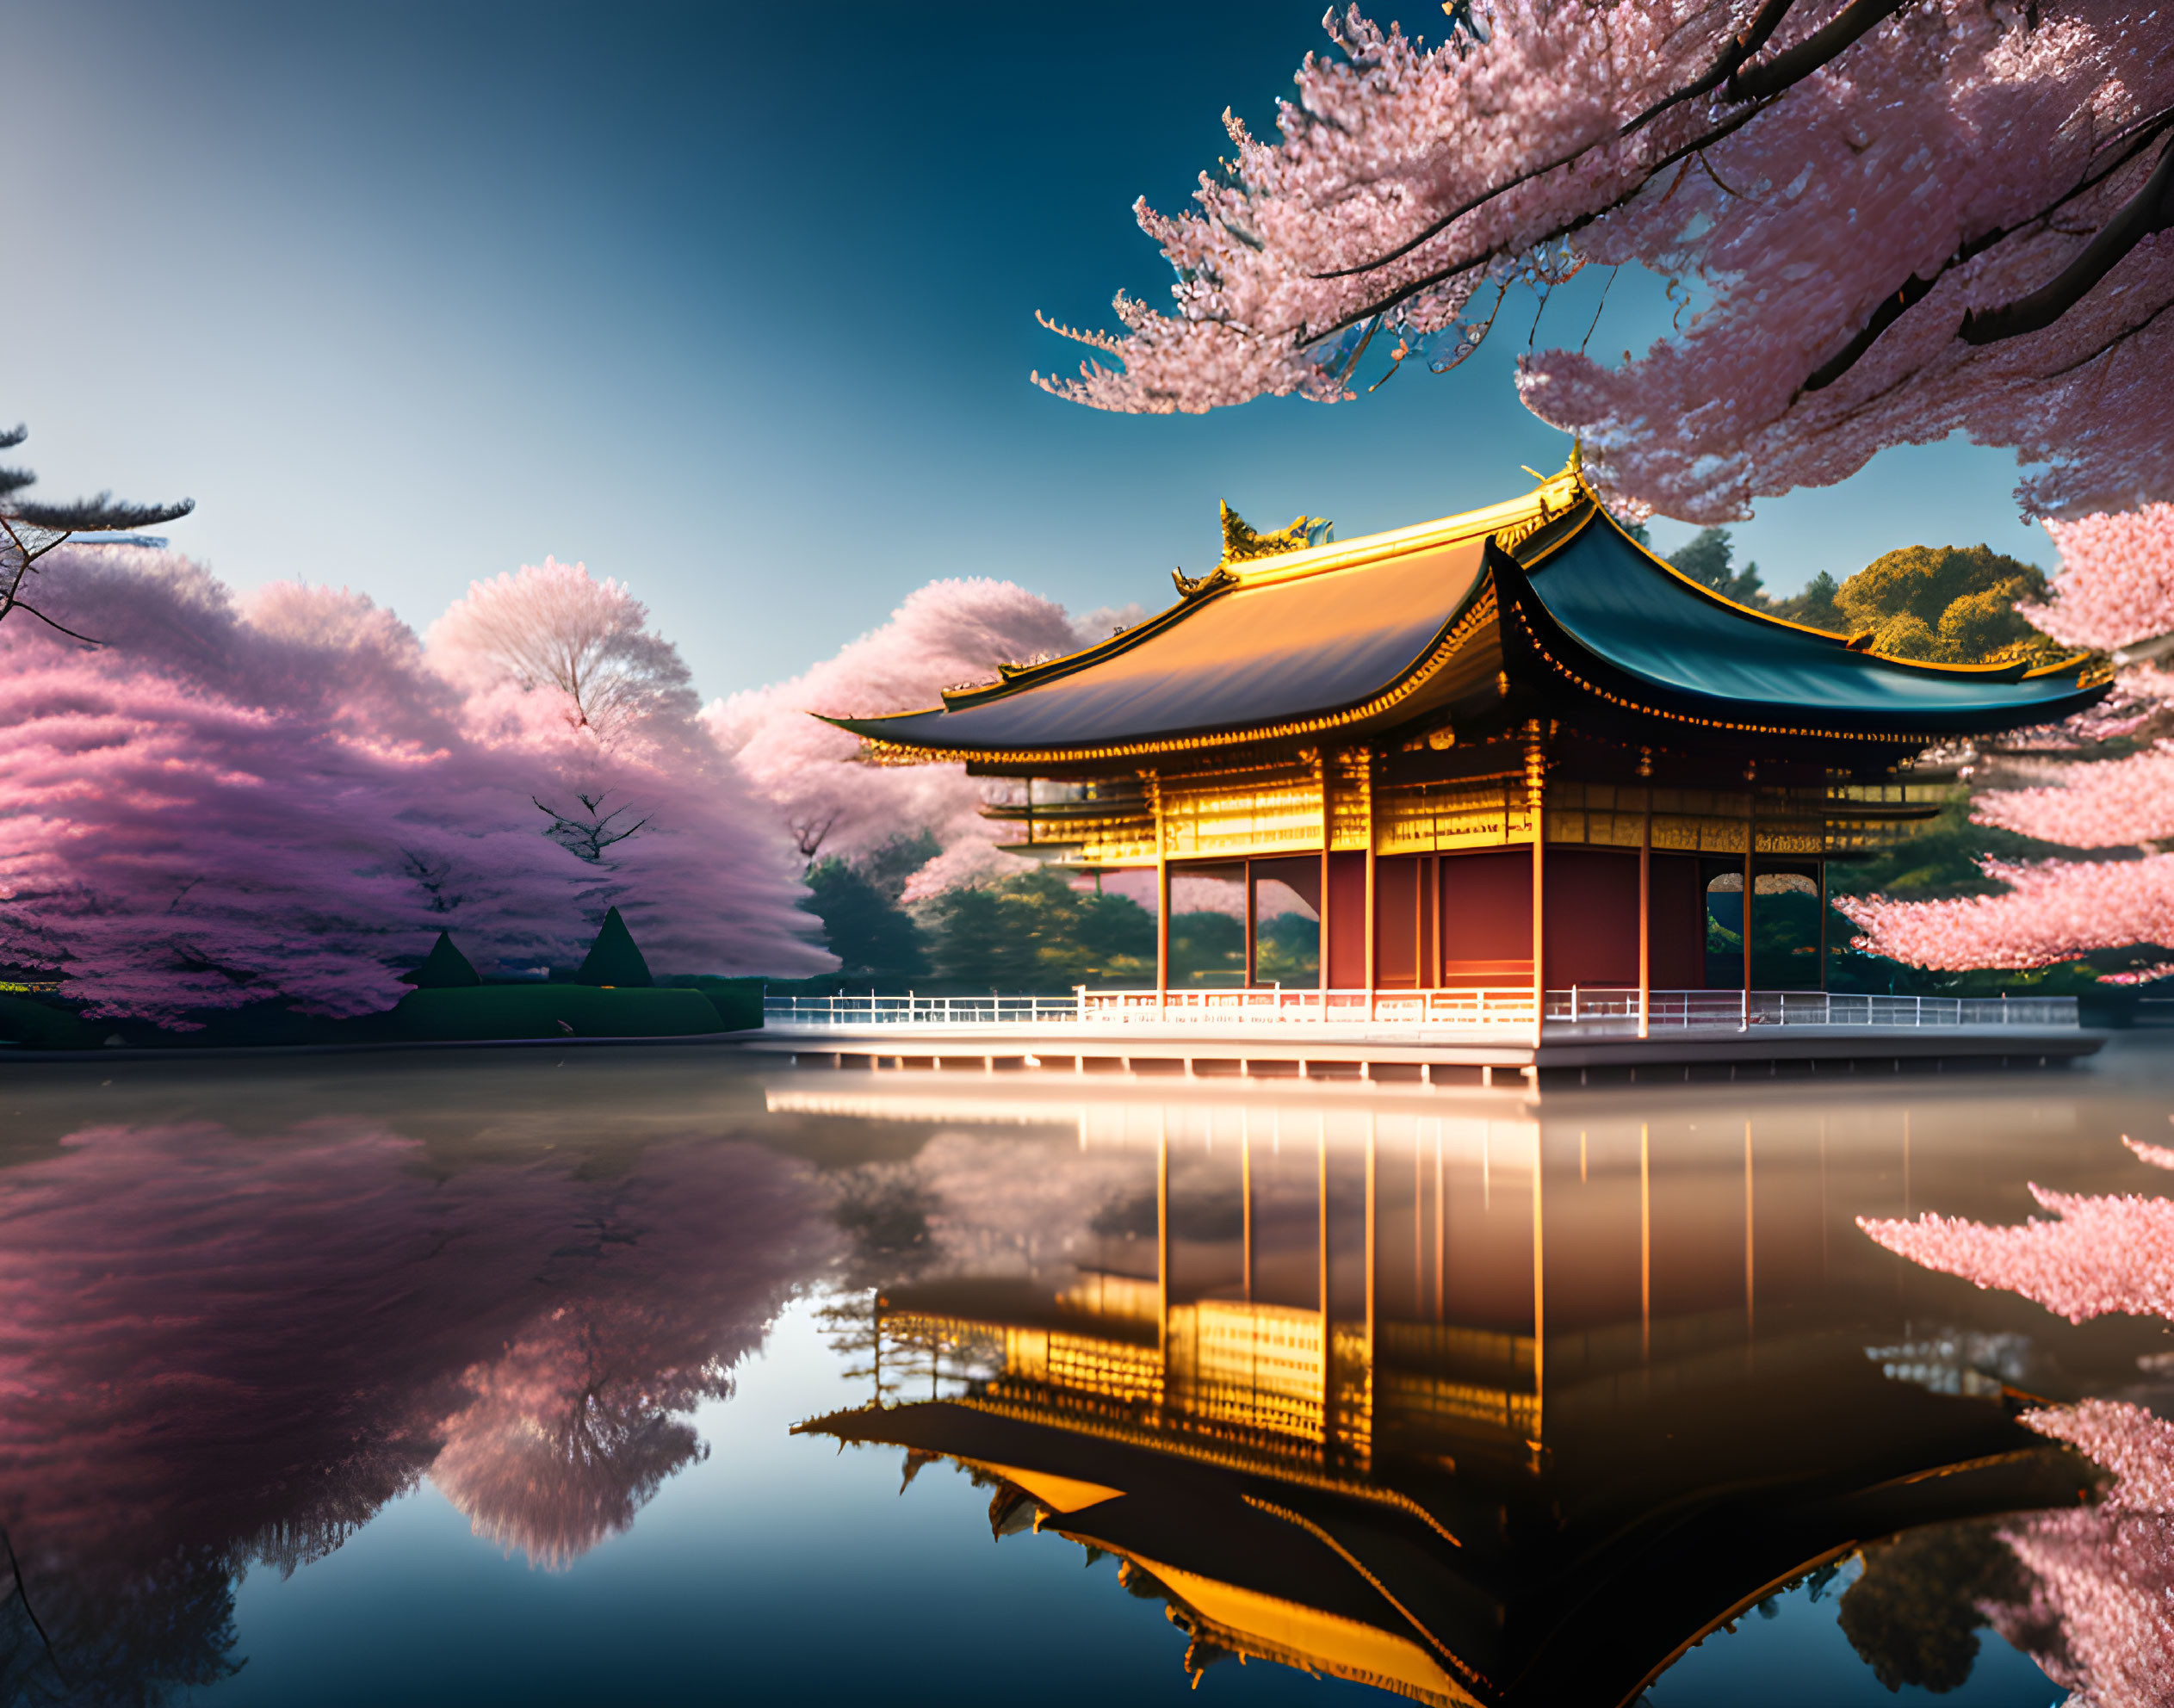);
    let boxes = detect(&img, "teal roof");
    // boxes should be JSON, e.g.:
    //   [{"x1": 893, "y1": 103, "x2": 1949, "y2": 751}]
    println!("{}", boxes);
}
[{"x1": 1515, "y1": 511, "x2": 2098, "y2": 733}]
